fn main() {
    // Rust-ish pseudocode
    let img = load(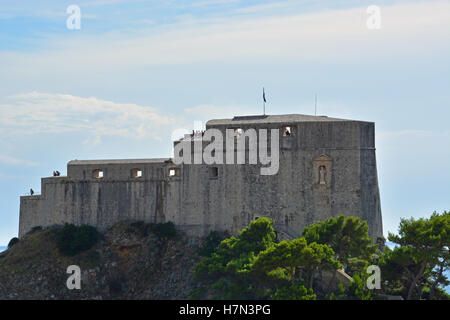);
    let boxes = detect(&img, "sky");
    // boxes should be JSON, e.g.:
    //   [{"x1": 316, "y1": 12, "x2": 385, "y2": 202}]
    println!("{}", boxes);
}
[{"x1": 0, "y1": 0, "x2": 449, "y2": 246}]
